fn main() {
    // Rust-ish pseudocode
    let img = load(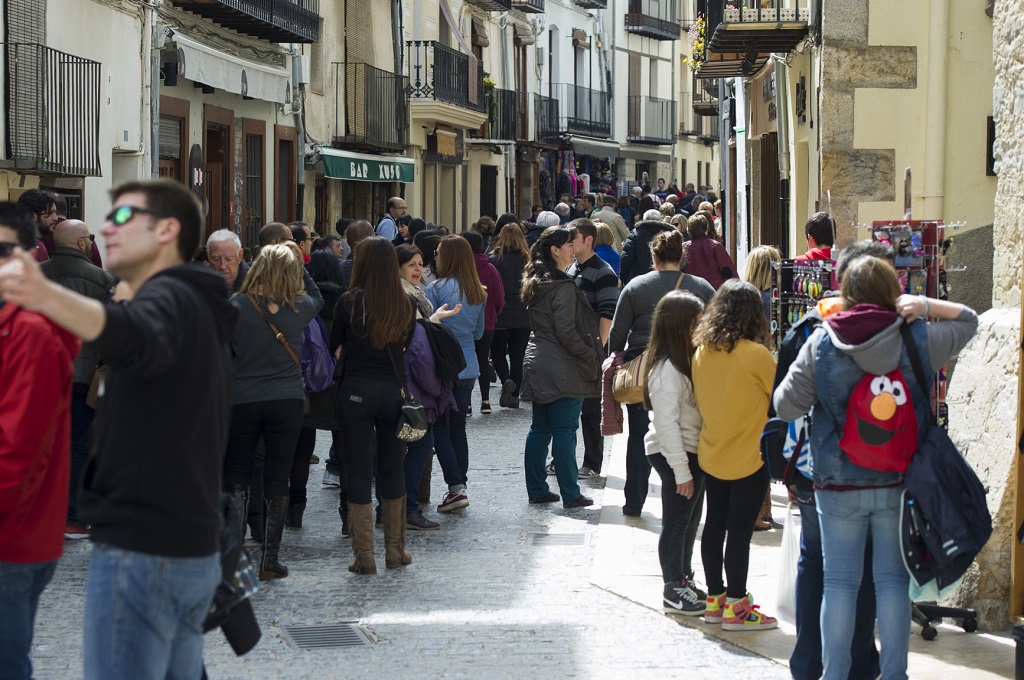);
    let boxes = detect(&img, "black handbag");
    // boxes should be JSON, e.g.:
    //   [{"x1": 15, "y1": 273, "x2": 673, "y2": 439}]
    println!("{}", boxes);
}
[{"x1": 387, "y1": 344, "x2": 428, "y2": 442}]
